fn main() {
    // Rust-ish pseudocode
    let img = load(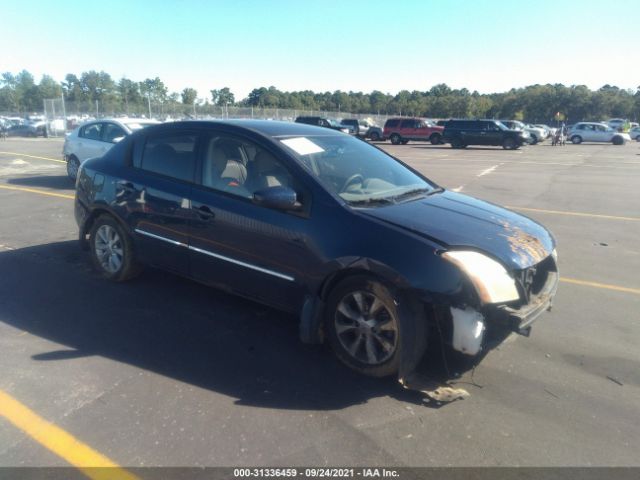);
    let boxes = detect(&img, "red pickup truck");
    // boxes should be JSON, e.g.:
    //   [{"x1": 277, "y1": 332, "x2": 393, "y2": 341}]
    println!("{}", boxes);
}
[{"x1": 383, "y1": 117, "x2": 444, "y2": 145}]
